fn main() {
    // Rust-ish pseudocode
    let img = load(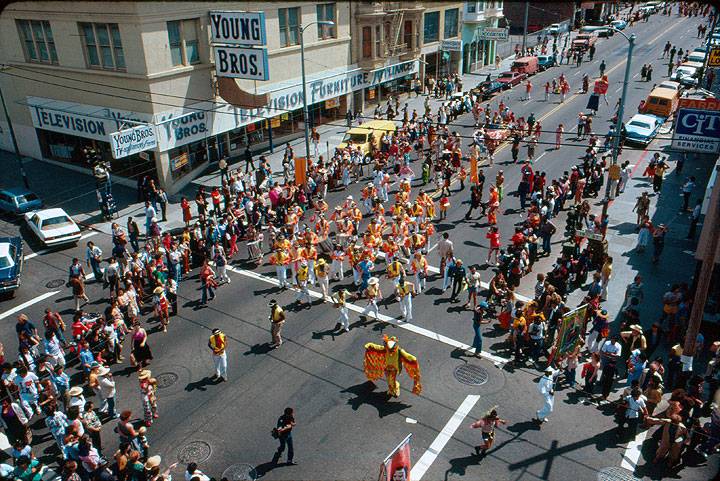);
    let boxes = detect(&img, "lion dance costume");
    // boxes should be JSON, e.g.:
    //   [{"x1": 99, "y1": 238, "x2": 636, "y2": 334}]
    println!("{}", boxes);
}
[{"x1": 364, "y1": 336, "x2": 422, "y2": 397}]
